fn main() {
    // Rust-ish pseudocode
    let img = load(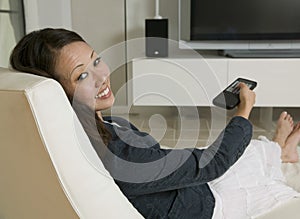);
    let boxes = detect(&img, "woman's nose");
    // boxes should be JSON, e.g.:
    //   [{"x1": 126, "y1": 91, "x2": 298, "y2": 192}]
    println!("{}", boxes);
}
[
  {"x1": 91, "y1": 69, "x2": 106, "y2": 88},
  {"x1": 95, "y1": 79, "x2": 105, "y2": 88},
  {"x1": 88, "y1": 62, "x2": 110, "y2": 88}
]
